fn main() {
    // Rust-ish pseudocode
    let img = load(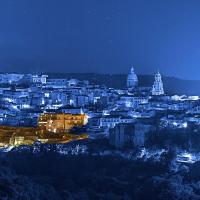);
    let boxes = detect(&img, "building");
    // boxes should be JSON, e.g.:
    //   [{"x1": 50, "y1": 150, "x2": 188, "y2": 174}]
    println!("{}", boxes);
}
[
  {"x1": 32, "y1": 75, "x2": 48, "y2": 84},
  {"x1": 100, "y1": 115, "x2": 134, "y2": 129},
  {"x1": 38, "y1": 113, "x2": 88, "y2": 133},
  {"x1": 58, "y1": 106, "x2": 85, "y2": 114},
  {"x1": 45, "y1": 78, "x2": 68, "y2": 88},
  {"x1": 152, "y1": 71, "x2": 164, "y2": 96},
  {"x1": 119, "y1": 95, "x2": 148, "y2": 108},
  {"x1": 68, "y1": 79, "x2": 79, "y2": 87},
  {"x1": 0, "y1": 124, "x2": 88, "y2": 147},
  {"x1": 133, "y1": 123, "x2": 154, "y2": 147},
  {"x1": 127, "y1": 67, "x2": 138, "y2": 88},
  {"x1": 110, "y1": 123, "x2": 154, "y2": 148},
  {"x1": 109, "y1": 123, "x2": 134, "y2": 148}
]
